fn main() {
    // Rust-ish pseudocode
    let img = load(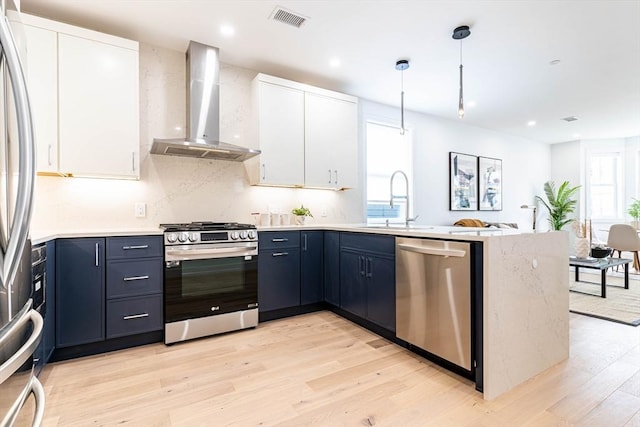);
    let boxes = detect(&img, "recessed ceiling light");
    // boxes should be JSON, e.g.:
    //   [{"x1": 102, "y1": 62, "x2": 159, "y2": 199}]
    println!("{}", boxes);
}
[
  {"x1": 329, "y1": 57, "x2": 341, "y2": 68},
  {"x1": 233, "y1": 134, "x2": 240, "y2": 139},
  {"x1": 467, "y1": 100, "x2": 477, "y2": 108},
  {"x1": 573, "y1": 133, "x2": 581, "y2": 138},
  {"x1": 527, "y1": 120, "x2": 536, "y2": 127},
  {"x1": 549, "y1": 59, "x2": 561, "y2": 65},
  {"x1": 220, "y1": 24, "x2": 235, "y2": 37}
]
